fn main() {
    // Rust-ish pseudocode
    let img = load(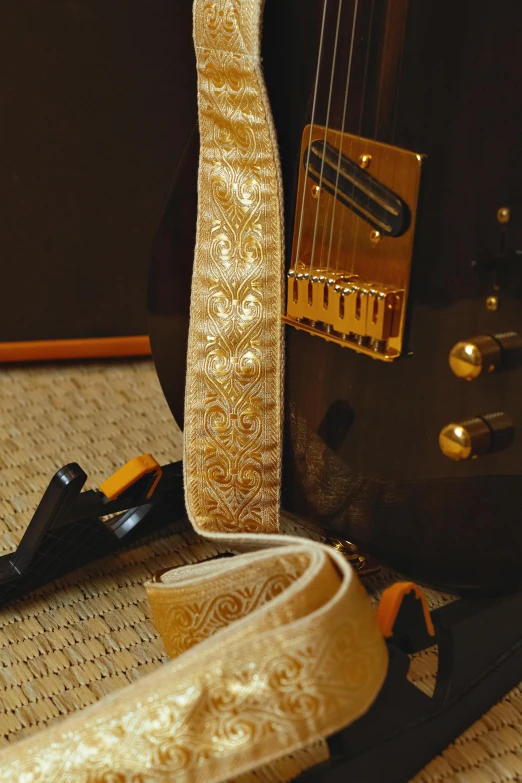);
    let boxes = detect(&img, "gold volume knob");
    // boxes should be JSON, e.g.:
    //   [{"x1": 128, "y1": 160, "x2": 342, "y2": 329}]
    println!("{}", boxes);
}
[
  {"x1": 439, "y1": 412, "x2": 514, "y2": 461},
  {"x1": 449, "y1": 335, "x2": 502, "y2": 381},
  {"x1": 439, "y1": 417, "x2": 491, "y2": 461}
]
